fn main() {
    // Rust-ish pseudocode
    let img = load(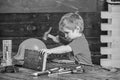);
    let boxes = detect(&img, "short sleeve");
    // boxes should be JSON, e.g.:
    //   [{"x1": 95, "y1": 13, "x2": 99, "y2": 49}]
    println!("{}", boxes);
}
[
  {"x1": 69, "y1": 36, "x2": 92, "y2": 65},
  {"x1": 69, "y1": 37, "x2": 85, "y2": 55}
]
